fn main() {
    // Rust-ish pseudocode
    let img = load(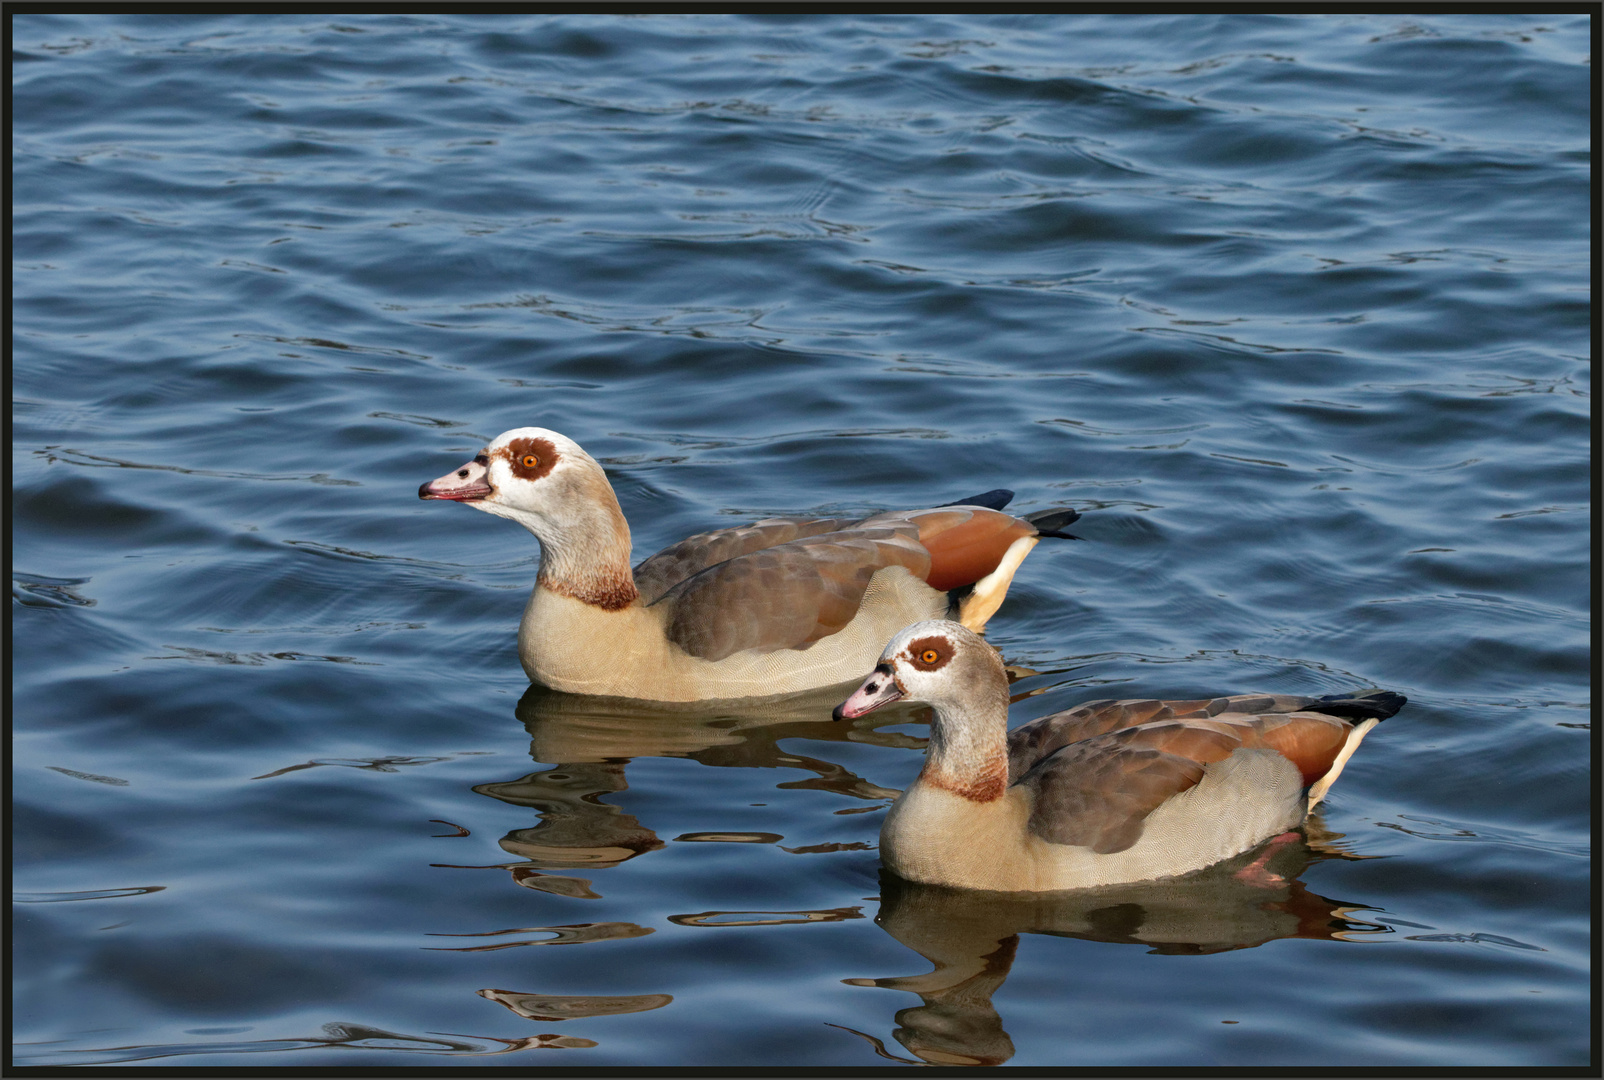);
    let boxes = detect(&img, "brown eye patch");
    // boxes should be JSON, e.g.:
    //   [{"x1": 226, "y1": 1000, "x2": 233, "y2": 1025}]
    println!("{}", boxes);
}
[
  {"x1": 906, "y1": 635, "x2": 950, "y2": 671},
  {"x1": 500, "y1": 436, "x2": 559, "y2": 481}
]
